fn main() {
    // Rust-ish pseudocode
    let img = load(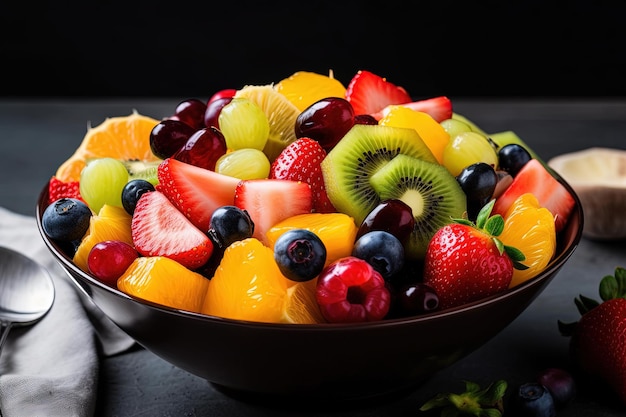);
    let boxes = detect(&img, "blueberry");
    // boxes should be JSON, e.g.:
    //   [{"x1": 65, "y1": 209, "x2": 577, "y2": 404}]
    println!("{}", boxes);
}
[
  {"x1": 456, "y1": 162, "x2": 498, "y2": 222},
  {"x1": 511, "y1": 382, "x2": 556, "y2": 417},
  {"x1": 121, "y1": 179, "x2": 155, "y2": 215},
  {"x1": 42, "y1": 198, "x2": 92, "y2": 242},
  {"x1": 208, "y1": 205, "x2": 254, "y2": 249},
  {"x1": 274, "y1": 229, "x2": 326, "y2": 282},
  {"x1": 498, "y1": 143, "x2": 532, "y2": 177},
  {"x1": 352, "y1": 230, "x2": 404, "y2": 280}
]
